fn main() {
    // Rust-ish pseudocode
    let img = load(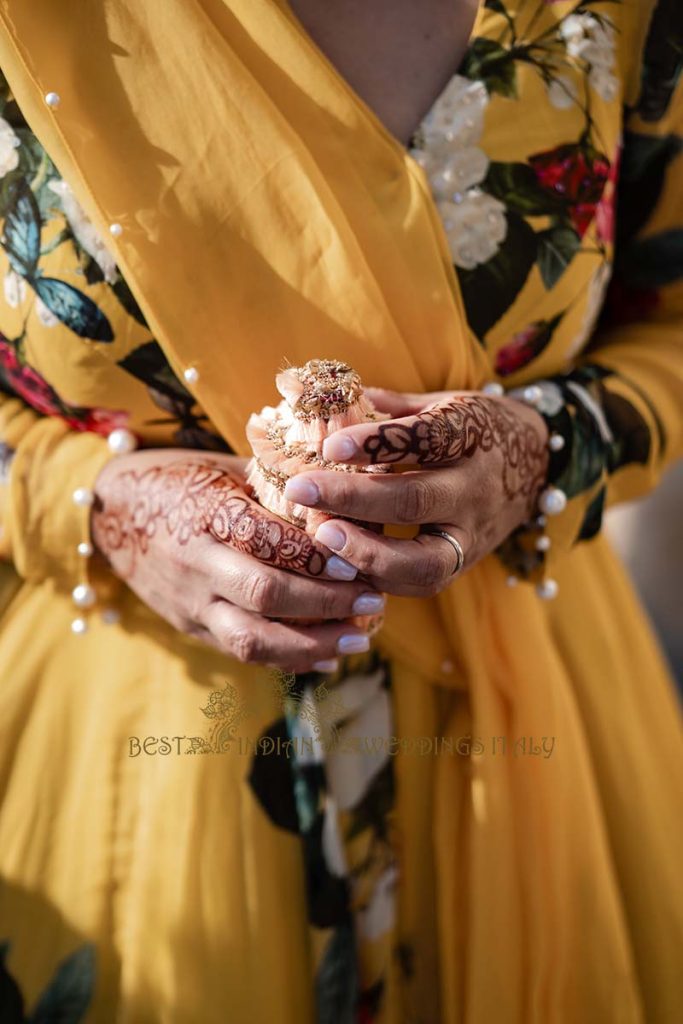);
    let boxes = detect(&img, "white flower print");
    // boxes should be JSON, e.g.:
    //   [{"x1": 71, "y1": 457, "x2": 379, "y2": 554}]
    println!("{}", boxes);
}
[
  {"x1": 48, "y1": 179, "x2": 118, "y2": 284},
  {"x1": 420, "y1": 145, "x2": 490, "y2": 198},
  {"x1": 3, "y1": 269, "x2": 26, "y2": 309},
  {"x1": 547, "y1": 75, "x2": 579, "y2": 110},
  {"x1": 410, "y1": 75, "x2": 505, "y2": 269},
  {"x1": 0, "y1": 116, "x2": 20, "y2": 178},
  {"x1": 561, "y1": 13, "x2": 619, "y2": 103},
  {"x1": 418, "y1": 75, "x2": 489, "y2": 149},
  {"x1": 589, "y1": 66, "x2": 619, "y2": 103},
  {"x1": 437, "y1": 192, "x2": 508, "y2": 270}
]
